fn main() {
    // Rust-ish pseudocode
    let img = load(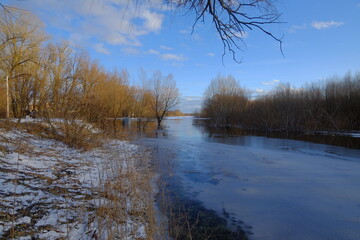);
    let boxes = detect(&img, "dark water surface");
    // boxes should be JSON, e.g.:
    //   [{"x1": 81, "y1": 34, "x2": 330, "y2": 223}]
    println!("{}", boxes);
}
[{"x1": 138, "y1": 116, "x2": 360, "y2": 240}]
